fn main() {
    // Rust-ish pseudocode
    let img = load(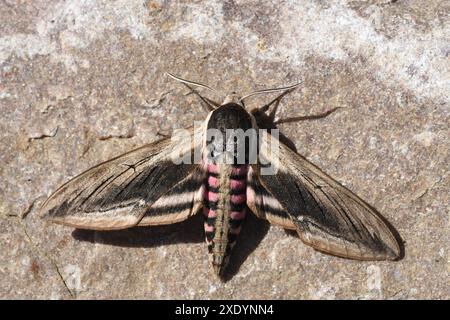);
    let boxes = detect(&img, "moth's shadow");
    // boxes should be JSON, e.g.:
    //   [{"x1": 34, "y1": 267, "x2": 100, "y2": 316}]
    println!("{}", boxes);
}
[
  {"x1": 72, "y1": 212, "x2": 271, "y2": 281},
  {"x1": 222, "y1": 214, "x2": 270, "y2": 281},
  {"x1": 72, "y1": 214, "x2": 204, "y2": 248}
]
